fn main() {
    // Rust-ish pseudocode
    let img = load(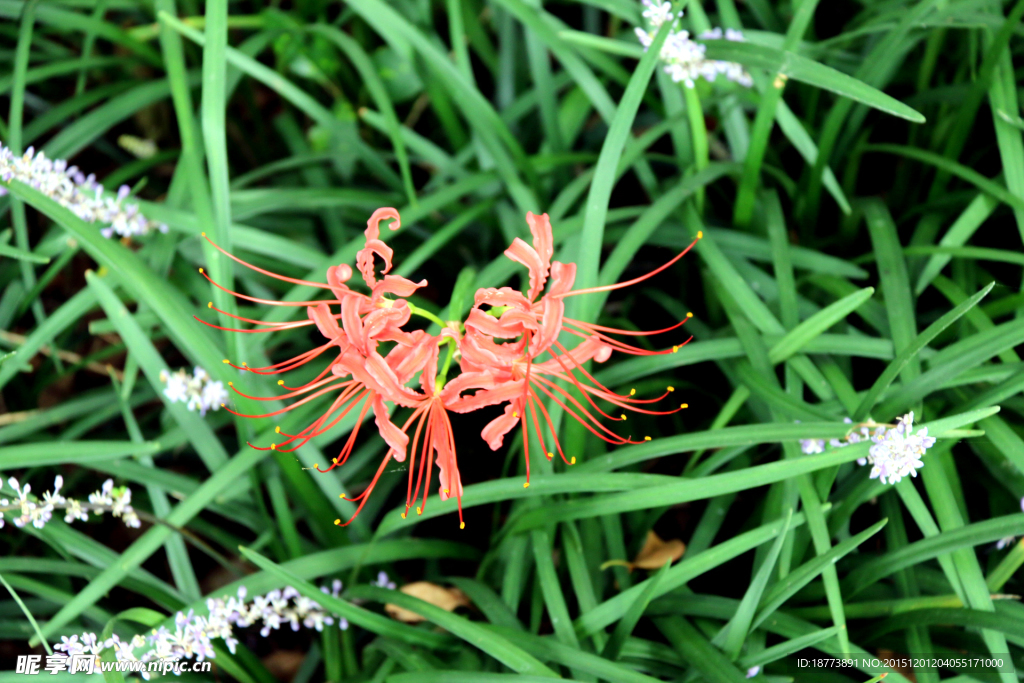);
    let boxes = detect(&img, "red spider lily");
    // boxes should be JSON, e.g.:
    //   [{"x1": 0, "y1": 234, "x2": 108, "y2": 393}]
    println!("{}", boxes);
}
[
  {"x1": 446, "y1": 212, "x2": 701, "y2": 486},
  {"x1": 193, "y1": 206, "x2": 700, "y2": 525},
  {"x1": 195, "y1": 208, "x2": 464, "y2": 527}
]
